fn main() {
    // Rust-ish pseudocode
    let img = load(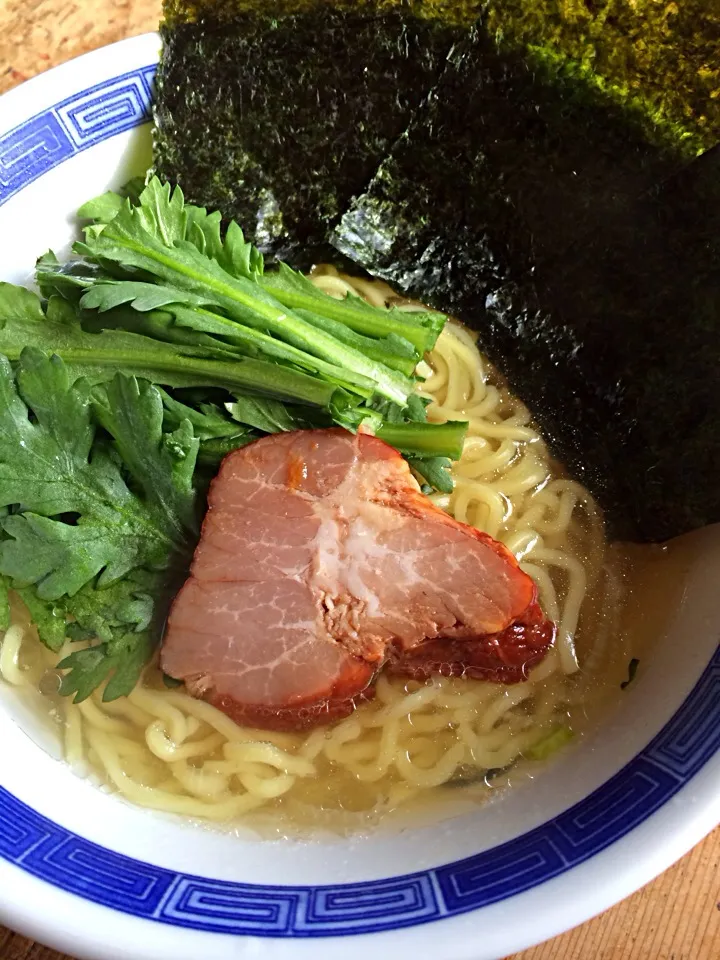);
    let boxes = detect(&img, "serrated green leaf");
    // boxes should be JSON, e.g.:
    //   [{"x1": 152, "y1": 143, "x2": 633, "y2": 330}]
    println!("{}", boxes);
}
[
  {"x1": 160, "y1": 391, "x2": 242, "y2": 439},
  {"x1": 185, "y1": 204, "x2": 224, "y2": 262},
  {"x1": 102, "y1": 631, "x2": 155, "y2": 700},
  {"x1": 45, "y1": 296, "x2": 79, "y2": 325},
  {"x1": 406, "y1": 394, "x2": 431, "y2": 422},
  {"x1": 0, "y1": 347, "x2": 194, "y2": 696},
  {"x1": 92, "y1": 375, "x2": 200, "y2": 540},
  {"x1": 226, "y1": 396, "x2": 301, "y2": 434},
  {"x1": 58, "y1": 645, "x2": 112, "y2": 701},
  {"x1": 14, "y1": 585, "x2": 67, "y2": 651},
  {"x1": 81, "y1": 280, "x2": 194, "y2": 314},
  {"x1": 58, "y1": 629, "x2": 155, "y2": 703},
  {"x1": 35, "y1": 253, "x2": 110, "y2": 301},
  {"x1": 0, "y1": 282, "x2": 46, "y2": 322},
  {"x1": 122, "y1": 176, "x2": 147, "y2": 205},
  {"x1": 197, "y1": 432, "x2": 257, "y2": 466},
  {"x1": 0, "y1": 350, "x2": 95, "y2": 515},
  {"x1": 62, "y1": 572, "x2": 162, "y2": 643},
  {"x1": 137, "y1": 177, "x2": 188, "y2": 246},
  {"x1": 77, "y1": 177, "x2": 146, "y2": 228},
  {"x1": 217, "y1": 219, "x2": 264, "y2": 279},
  {"x1": 77, "y1": 191, "x2": 125, "y2": 224},
  {"x1": 0, "y1": 351, "x2": 189, "y2": 602},
  {"x1": 16, "y1": 346, "x2": 95, "y2": 468},
  {"x1": 1, "y1": 511, "x2": 160, "y2": 599},
  {"x1": 406, "y1": 457, "x2": 455, "y2": 494}
]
